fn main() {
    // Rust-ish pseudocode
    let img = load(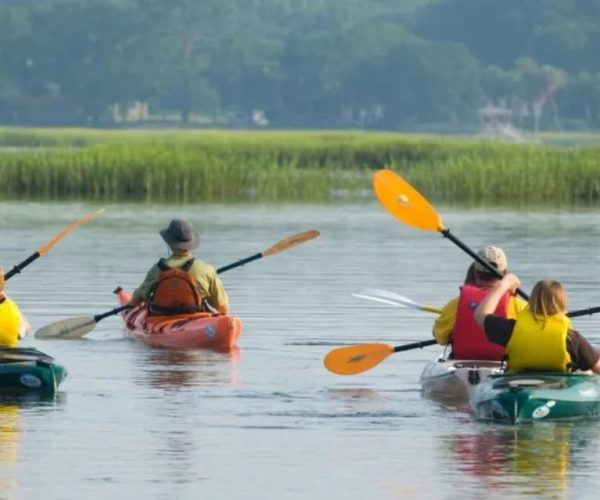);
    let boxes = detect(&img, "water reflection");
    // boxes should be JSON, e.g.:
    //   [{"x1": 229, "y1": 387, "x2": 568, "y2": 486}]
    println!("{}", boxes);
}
[
  {"x1": 422, "y1": 389, "x2": 473, "y2": 411},
  {"x1": 0, "y1": 403, "x2": 20, "y2": 498},
  {"x1": 447, "y1": 424, "x2": 586, "y2": 497},
  {"x1": 134, "y1": 347, "x2": 241, "y2": 389}
]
